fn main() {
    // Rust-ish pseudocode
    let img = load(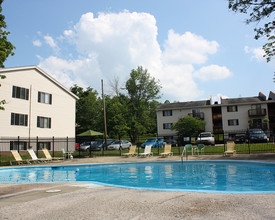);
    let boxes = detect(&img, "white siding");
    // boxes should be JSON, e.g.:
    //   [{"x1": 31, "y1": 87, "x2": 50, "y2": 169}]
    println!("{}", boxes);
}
[
  {"x1": 157, "y1": 107, "x2": 213, "y2": 137},
  {"x1": 0, "y1": 67, "x2": 77, "y2": 140}
]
